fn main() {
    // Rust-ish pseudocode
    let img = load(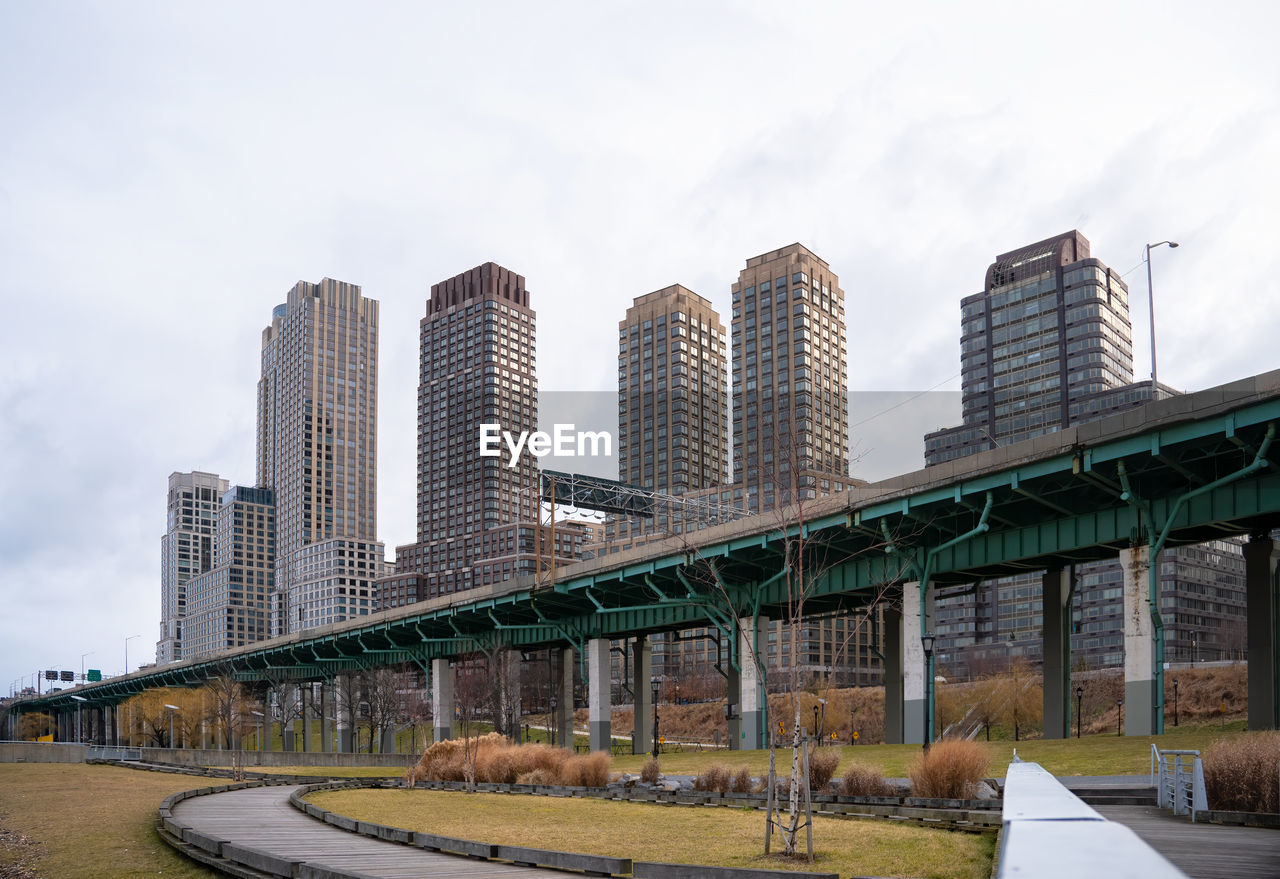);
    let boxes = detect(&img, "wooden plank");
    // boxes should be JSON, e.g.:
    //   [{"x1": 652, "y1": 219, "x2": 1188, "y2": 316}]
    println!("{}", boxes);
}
[{"x1": 1097, "y1": 805, "x2": 1280, "y2": 879}]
